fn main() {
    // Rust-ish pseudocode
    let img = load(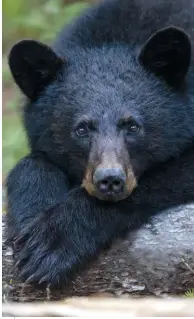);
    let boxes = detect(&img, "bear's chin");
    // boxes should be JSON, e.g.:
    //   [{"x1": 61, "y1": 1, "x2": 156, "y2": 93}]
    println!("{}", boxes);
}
[
  {"x1": 82, "y1": 184, "x2": 133, "y2": 202},
  {"x1": 94, "y1": 192, "x2": 131, "y2": 202}
]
